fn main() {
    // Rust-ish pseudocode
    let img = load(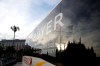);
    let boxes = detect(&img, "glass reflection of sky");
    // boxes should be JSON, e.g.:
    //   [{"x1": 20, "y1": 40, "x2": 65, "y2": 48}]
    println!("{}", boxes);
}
[{"x1": 26, "y1": 0, "x2": 100, "y2": 57}]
